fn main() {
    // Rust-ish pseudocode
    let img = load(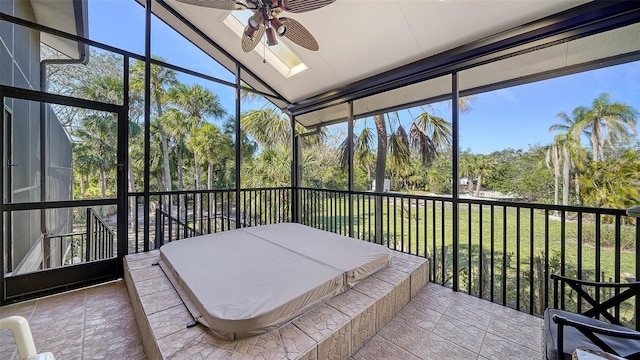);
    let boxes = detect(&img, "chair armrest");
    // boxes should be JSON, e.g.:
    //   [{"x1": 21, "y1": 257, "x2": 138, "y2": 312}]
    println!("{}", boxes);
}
[
  {"x1": 552, "y1": 314, "x2": 640, "y2": 358},
  {"x1": 0, "y1": 316, "x2": 38, "y2": 359},
  {"x1": 552, "y1": 314, "x2": 640, "y2": 340},
  {"x1": 550, "y1": 273, "x2": 640, "y2": 289}
]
